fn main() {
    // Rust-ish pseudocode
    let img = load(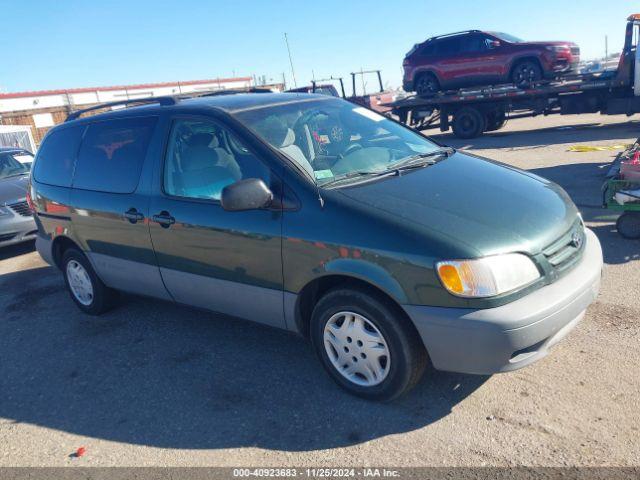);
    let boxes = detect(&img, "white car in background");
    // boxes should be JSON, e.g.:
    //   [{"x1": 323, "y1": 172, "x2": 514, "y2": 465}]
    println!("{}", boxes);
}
[{"x1": 0, "y1": 147, "x2": 37, "y2": 247}]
